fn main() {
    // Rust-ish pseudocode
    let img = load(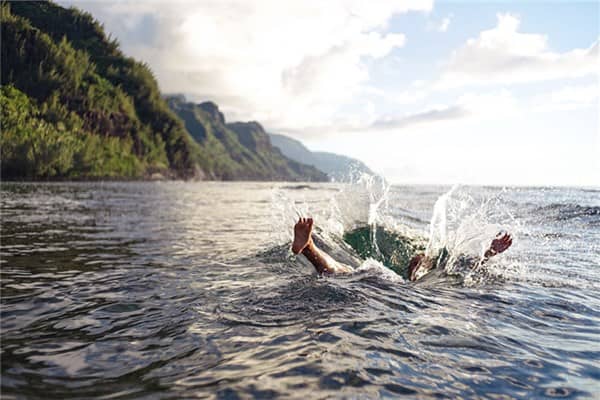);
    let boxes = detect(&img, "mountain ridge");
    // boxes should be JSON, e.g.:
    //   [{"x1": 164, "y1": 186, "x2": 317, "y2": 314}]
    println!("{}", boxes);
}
[
  {"x1": 269, "y1": 133, "x2": 374, "y2": 181},
  {"x1": 166, "y1": 96, "x2": 327, "y2": 181}
]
